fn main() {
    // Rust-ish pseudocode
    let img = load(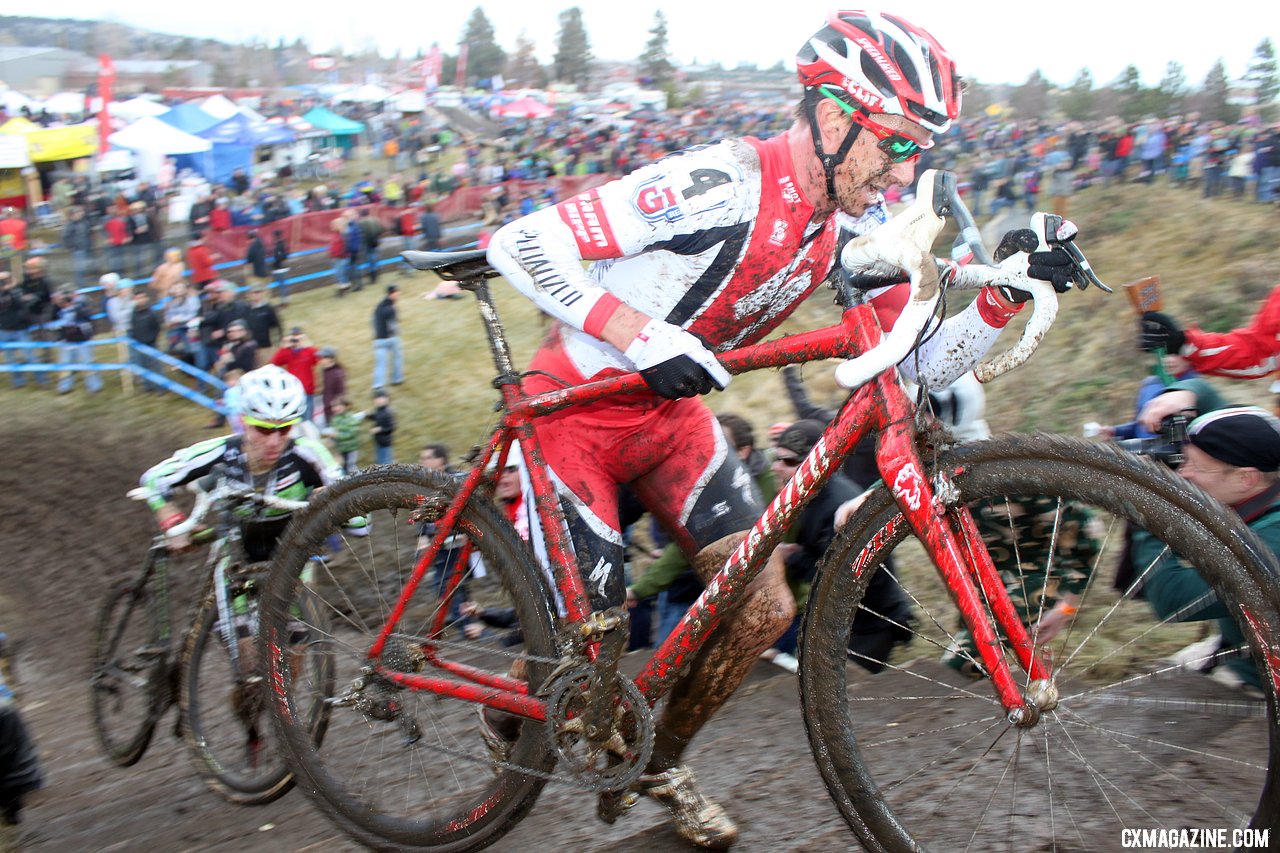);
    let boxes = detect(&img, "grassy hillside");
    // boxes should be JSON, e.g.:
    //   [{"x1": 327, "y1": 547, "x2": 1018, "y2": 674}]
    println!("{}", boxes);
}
[{"x1": 6, "y1": 180, "x2": 1277, "y2": 467}]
